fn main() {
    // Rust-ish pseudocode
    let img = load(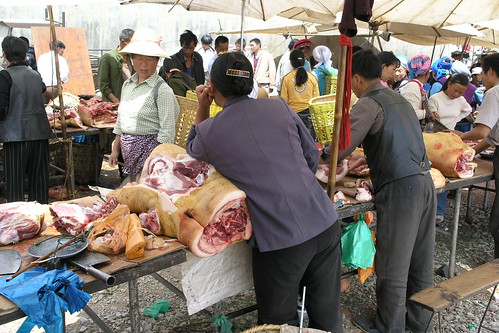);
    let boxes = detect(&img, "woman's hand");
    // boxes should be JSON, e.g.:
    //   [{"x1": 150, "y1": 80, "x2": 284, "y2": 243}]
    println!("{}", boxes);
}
[
  {"x1": 432, "y1": 112, "x2": 440, "y2": 121},
  {"x1": 109, "y1": 150, "x2": 119, "y2": 167},
  {"x1": 194, "y1": 85, "x2": 212, "y2": 125},
  {"x1": 196, "y1": 84, "x2": 213, "y2": 110},
  {"x1": 109, "y1": 136, "x2": 121, "y2": 167}
]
